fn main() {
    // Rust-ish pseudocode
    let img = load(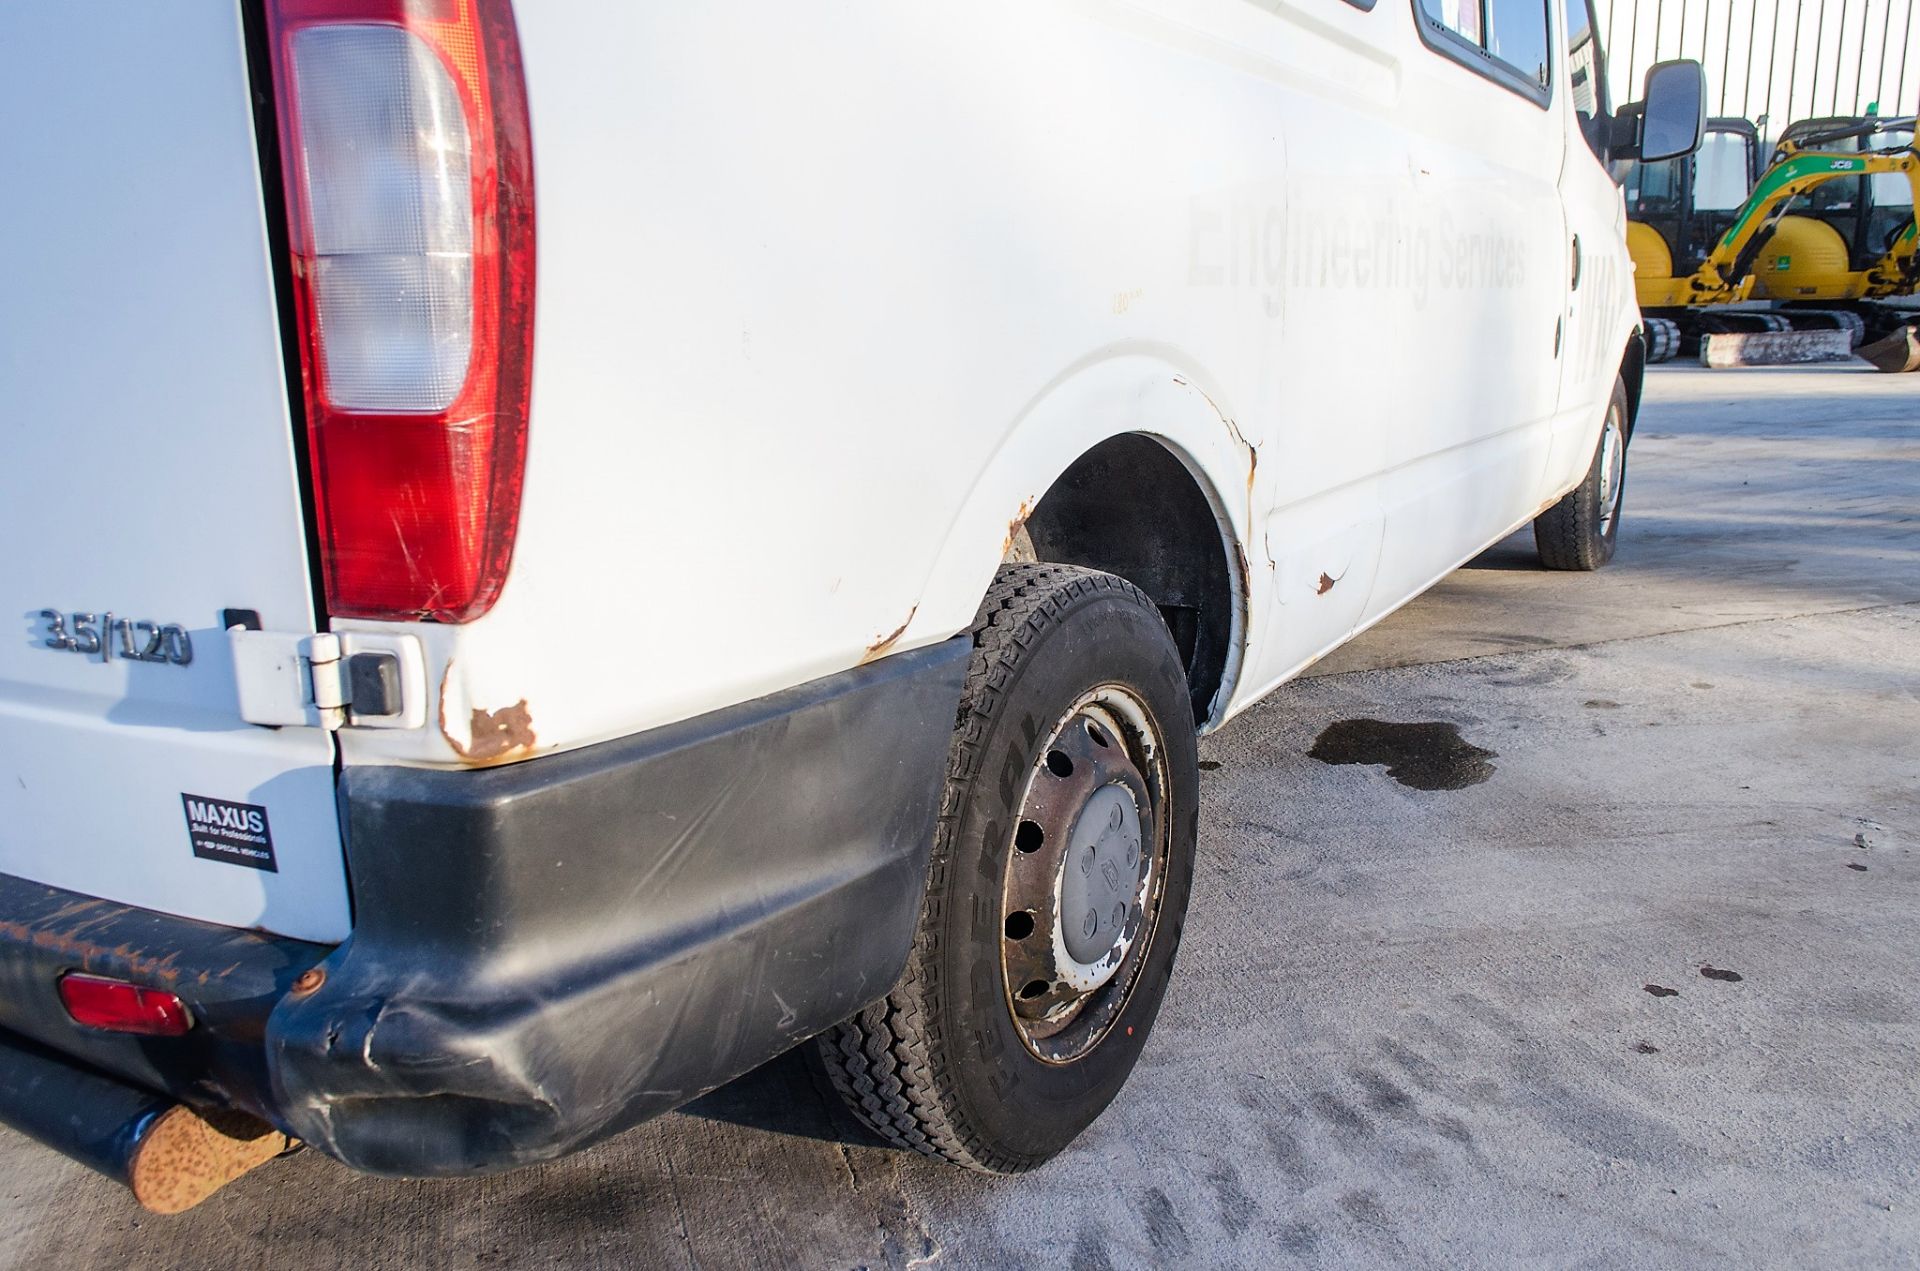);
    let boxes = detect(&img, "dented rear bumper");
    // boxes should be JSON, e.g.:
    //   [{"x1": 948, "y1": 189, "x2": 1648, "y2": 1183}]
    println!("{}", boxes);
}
[{"x1": 0, "y1": 639, "x2": 967, "y2": 1178}]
